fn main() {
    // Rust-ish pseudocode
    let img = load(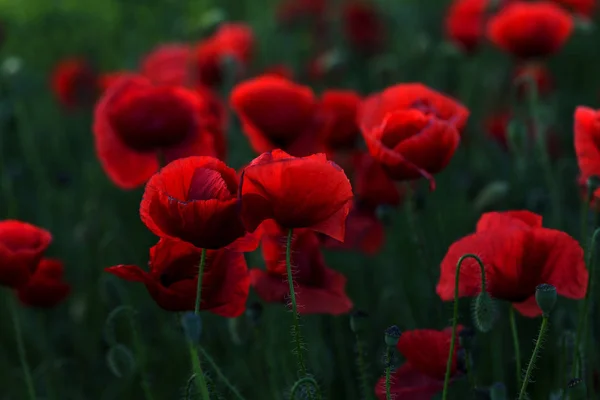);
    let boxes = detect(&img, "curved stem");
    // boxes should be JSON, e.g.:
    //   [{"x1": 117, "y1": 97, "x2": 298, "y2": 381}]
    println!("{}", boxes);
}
[
  {"x1": 518, "y1": 316, "x2": 549, "y2": 400},
  {"x1": 509, "y1": 306, "x2": 522, "y2": 387},
  {"x1": 194, "y1": 249, "x2": 207, "y2": 315},
  {"x1": 573, "y1": 228, "x2": 600, "y2": 376},
  {"x1": 197, "y1": 345, "x2": 246, "y2": 400},
  {"x1": 355, "y1": 334, "x2": 373, "y2": 400},
  {"x1": 442, "y1": 254, "x2": 487, "y2": 400},
  {"x1": 289, "y1": 377, "x2": 322, "y2": 400},
  {"x1": 9, "y1": 294, "x2": 36, "y2": 400},
  {"x1": 188, "y1": 342, "x2": 211, "y2": 400},
  {"x1": 385, "y1": 346, "x2": 392, "y2": 400},
  {"x1": 285, "y1": 228, "x2": 307, "y2": 376}
]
